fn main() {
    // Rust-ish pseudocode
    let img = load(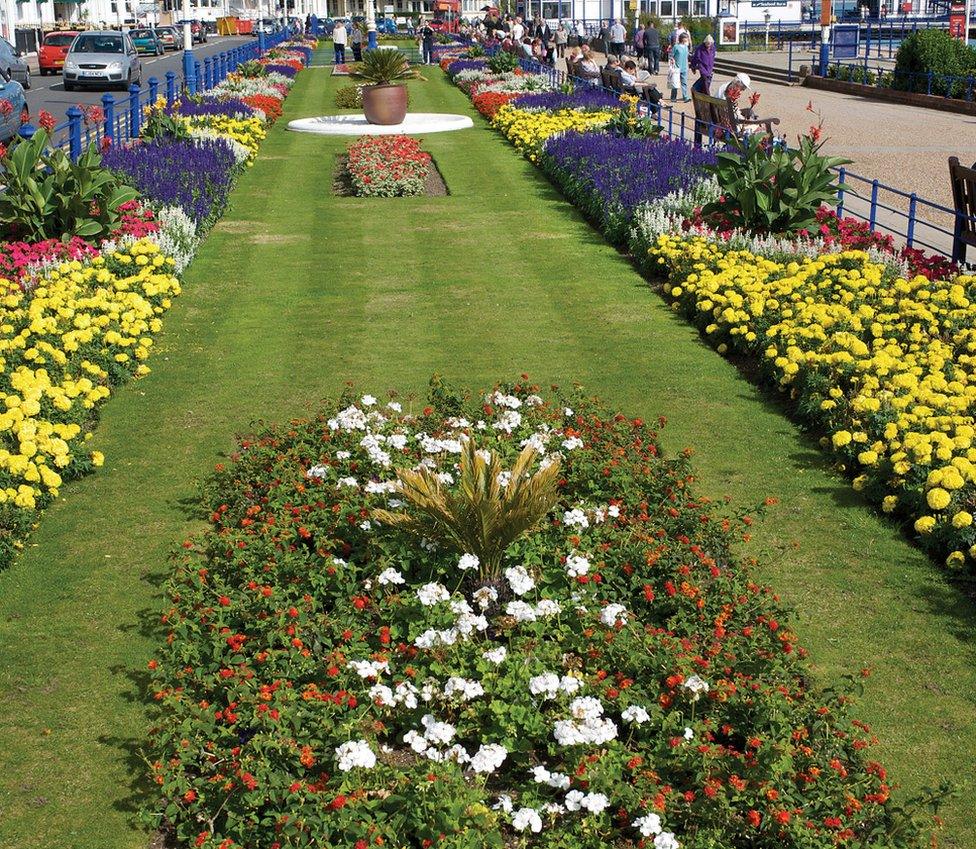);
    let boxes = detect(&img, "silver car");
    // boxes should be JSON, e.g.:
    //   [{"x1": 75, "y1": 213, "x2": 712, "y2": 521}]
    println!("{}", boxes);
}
[
  {"x1": 63, "y1": 31, "x2": 142, "y2": 92},
  {"x1": 0, "y1": 37, "x2": 30, "y2": 90}
]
